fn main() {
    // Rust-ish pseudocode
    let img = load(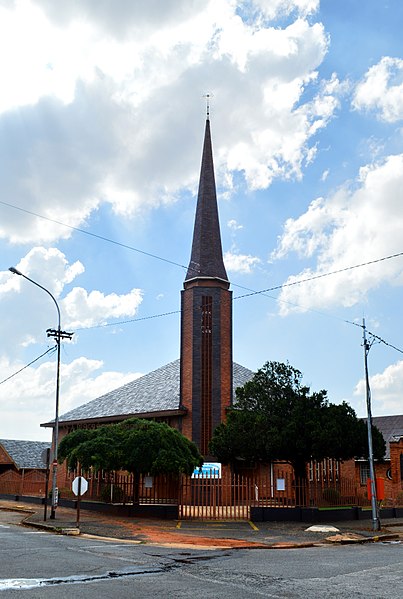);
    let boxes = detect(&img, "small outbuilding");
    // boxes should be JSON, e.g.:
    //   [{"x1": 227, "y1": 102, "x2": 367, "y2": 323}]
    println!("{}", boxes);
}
[{"x1": 0, "y1": 439, "x2": 50, "y2": 497}]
